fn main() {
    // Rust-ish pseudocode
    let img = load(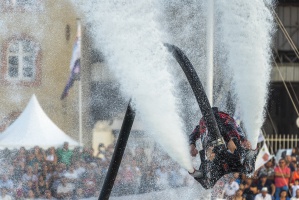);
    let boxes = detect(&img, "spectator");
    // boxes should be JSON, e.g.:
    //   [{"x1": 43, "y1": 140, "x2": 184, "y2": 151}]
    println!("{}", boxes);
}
[
  {"x1": 22, "y1": 166, "x2": 38, "y2": 183},
  {"x1": 24, "y1": 189, "x2": 35, "y2": 200},
  {"x1": 292, "y1": 148, "x2": 299, "y2": 157},
  {"x1": 134, "y1": 147, "x2": 148, "y2": 171},
  {"x1": 35, "y1": 175, "x2": 48, "y2": 197},
  {"x1": 156, "y1": 166, "x2": 169, "y2": 190},
  {"x1": 0, "y1": 188, "x2": 12, "y2": 200},
  {"x1": 56, "y1": 177, "x2": 75, "y2": 199},
  {"x1": 258, "y1": 160, "x2": 275, "y2": 180},
  {"x1": 276, "y1": 190, "x2": 290, "y2": 200},
  {"x1": 255, "y1": 187, "x2": 272, "y2": 200},
  {"x1": 63, "y1": 165, "x2": 78, "y2": 182},
  {"x1": 291, "y1": 179, "x2": 299, "y2": 197},
  {"x1": 84, "y1": 148, "x2": 96, "y2": 164},
  {"x1": 234, "y1": 172, "x2": 242, "y2": 185},
  {"x1": 73, "y1": 188, "x2": 84, "y2": 200},
  {"x1": 291, "y1": 167, "x2": 299, "y2": 184},
  {"x1": 257, "y1": 174, "x2": 275, "y2": 197},
  {"x1": 33, "y1": 146, "x2": 44, "y2": 163},
  {"x1": 12, "y1": 159, "x2": 26, "y2": 183},
  {"x1": 291, "y1": 189, "x2": 299, "y2": 200},
  {"x1": 232, "y1": 189, "x2": 245, "y2": 200},
  {"x1": 26, "y1": 151, "x2": 39, "y2": 167},
  {"x1": 74, "y1": 161, "x2": 86, "y2": 177},
  {"x1": 81, "y1": 172, "x2": 97, "y2": 198},
  {"x1": 14, "y1": 147, "x2": 26, "y2": 163},
  {"x1": 286, "y1": 155, "x2": 296, "y2": 173},
  {"x1": 224, "y1": 177, "x2": 240, "y2": 199},
  {"x1": 22, "y1": 181, "x2": 34, "y2": 197},
  {"x1": 139, "y1": 166, "x2": 156, "y2": 193},
  {"x1": 96, "y1": 143, "x2": 106, "y2": 160},
  {"x1": 274, "y1": 159, "x2": 291, "y2": 199},
  {"x1": 71, "y1": 147, "x2": 82, "y2": 164},
  {"x1": 292, "y1": 157, "x2": 297, "y2": 169},
  {"x1": 57, "y1": 142, "x2": 73, "y2": 167},
  {"x1": 45, "y1": 147, "x2": 58, "y2": 166},
  {"x1": 0, "y1": 175, "x2": 14, "y2": 191},
  {"x1": 243, "y1": 183, "x2": 259, "y2": 200},
  {"x1": 44, "y1": 189, "x2": 56, "y2": 199}
]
